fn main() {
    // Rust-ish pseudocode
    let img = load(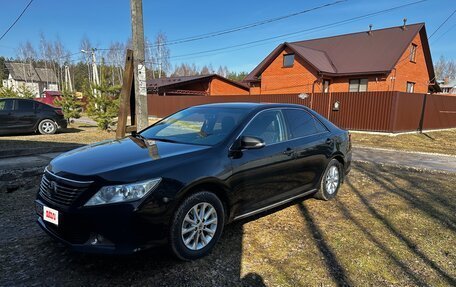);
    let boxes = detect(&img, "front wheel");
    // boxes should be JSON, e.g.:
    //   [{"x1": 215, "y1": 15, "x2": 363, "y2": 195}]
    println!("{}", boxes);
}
[
  {"x1": 38, "y1": 119, "x2": 57, "y2": 135},
  {"x1": 314, "y1": 159, "x2": 342, "y2": 201},
  {"x1": 169, "y1": 191, "x2": 225, "y2": 261}
]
